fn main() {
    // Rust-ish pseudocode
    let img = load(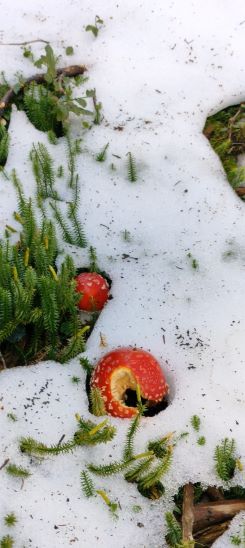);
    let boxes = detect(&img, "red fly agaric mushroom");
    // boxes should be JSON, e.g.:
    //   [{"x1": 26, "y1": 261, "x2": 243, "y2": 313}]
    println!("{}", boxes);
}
[
  {"x1": 75, "y1": 272, "x2": 109, "y2": 312},
  {"x1": 90, "y1": 348, "x2": 169, "y2": 418}
]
